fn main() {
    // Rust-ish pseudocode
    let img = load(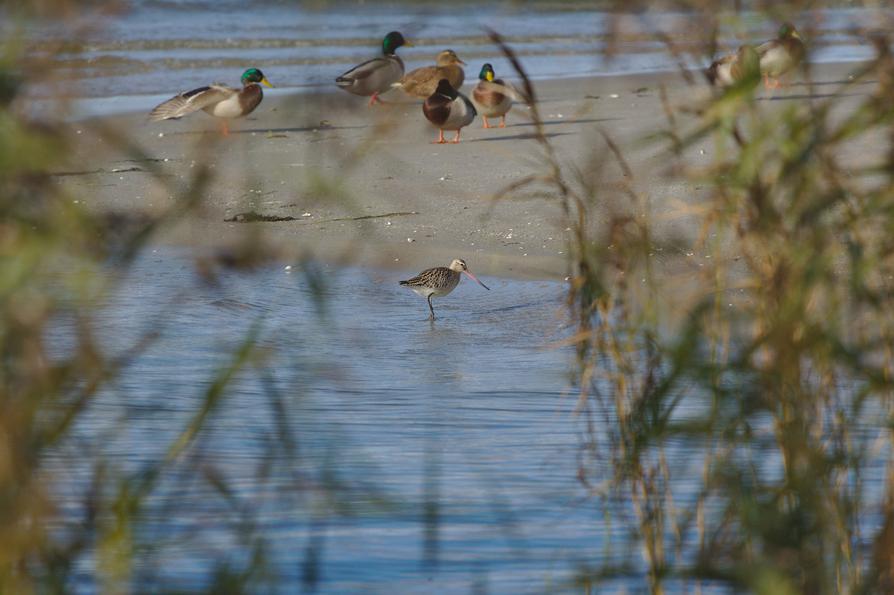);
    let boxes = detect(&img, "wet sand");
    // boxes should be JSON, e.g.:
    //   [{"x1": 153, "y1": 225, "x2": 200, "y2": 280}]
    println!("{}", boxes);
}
[{"x1": 56, "y1": 62, "x2": 871, "y2": 279}]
